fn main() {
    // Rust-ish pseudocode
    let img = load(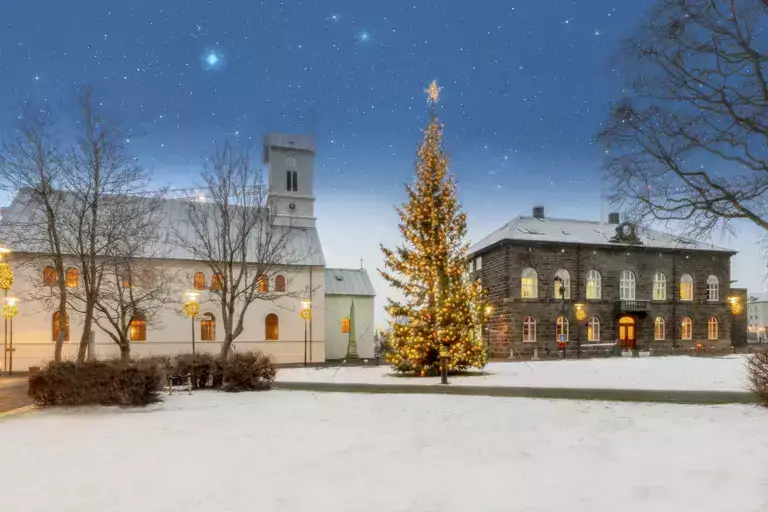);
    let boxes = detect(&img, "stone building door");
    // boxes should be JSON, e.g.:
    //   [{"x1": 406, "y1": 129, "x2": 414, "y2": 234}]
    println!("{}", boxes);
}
[{"x1": 618, "y1": 316, "x2": 637, "y2": 350}]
